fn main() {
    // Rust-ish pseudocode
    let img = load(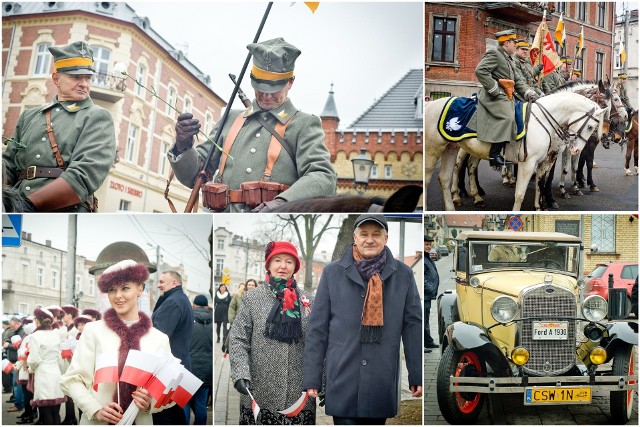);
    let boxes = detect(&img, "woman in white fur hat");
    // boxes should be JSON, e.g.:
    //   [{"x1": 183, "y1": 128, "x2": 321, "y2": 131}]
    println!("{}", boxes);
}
[
  {"x1": 27, "y1": 307, "x2": 67, "y2": 424},
  {"x1": 60, "y1": 259, "x2": 173, "y2": 424}
]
